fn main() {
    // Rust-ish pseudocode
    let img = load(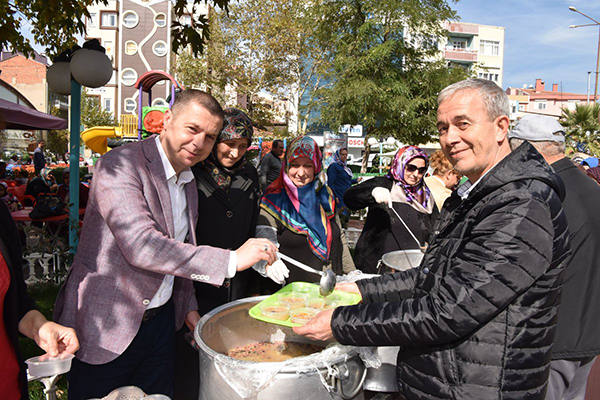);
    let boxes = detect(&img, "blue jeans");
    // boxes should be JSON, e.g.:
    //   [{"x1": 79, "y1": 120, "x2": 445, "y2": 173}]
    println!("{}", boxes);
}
[{"x1": 67, "y1": 300, "x2": 175, "y2": 399}]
